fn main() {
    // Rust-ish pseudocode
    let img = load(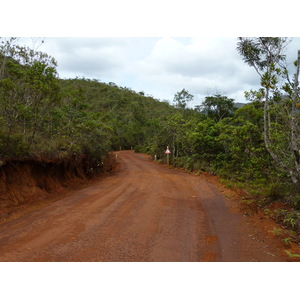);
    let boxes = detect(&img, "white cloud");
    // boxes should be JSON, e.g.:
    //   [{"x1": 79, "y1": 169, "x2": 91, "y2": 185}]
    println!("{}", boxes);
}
[
  {"x1": 135, "y1": 37, "x2": 262, "y2": 102},
  {"x1": 41, "y1": 38, "x2": 130, "y2": 79}
]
